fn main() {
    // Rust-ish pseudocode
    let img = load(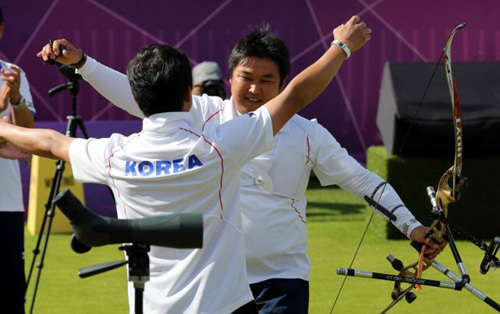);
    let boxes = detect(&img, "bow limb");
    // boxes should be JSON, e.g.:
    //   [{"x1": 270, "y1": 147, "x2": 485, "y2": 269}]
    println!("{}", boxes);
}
[
  {"x1": 429, "y1": 23, "x2": 468, "y2": 243},
  {"x1": 444, "y1": 23, "x2": 466, "y2": 194}
]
